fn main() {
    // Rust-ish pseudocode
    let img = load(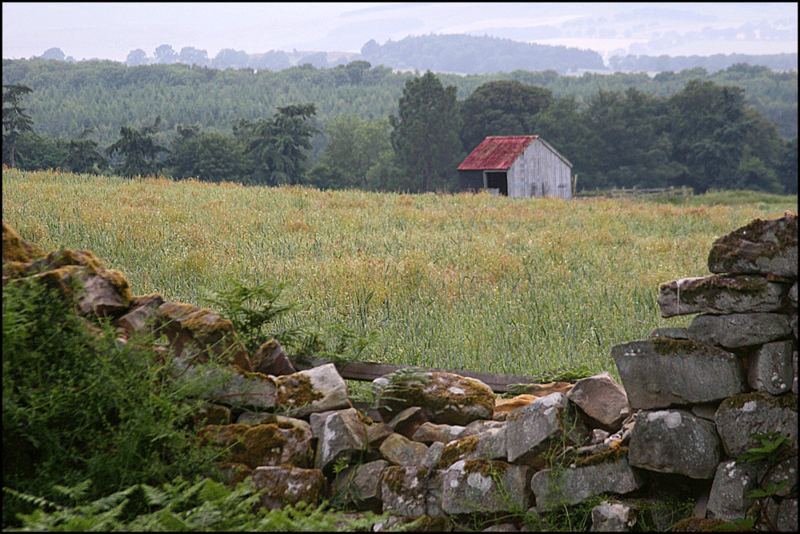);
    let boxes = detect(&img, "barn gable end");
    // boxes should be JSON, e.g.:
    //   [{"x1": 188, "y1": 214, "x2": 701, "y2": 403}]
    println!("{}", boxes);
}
[{"x1": 457, "y1": 135, "x2": 572, "y2": 199}]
